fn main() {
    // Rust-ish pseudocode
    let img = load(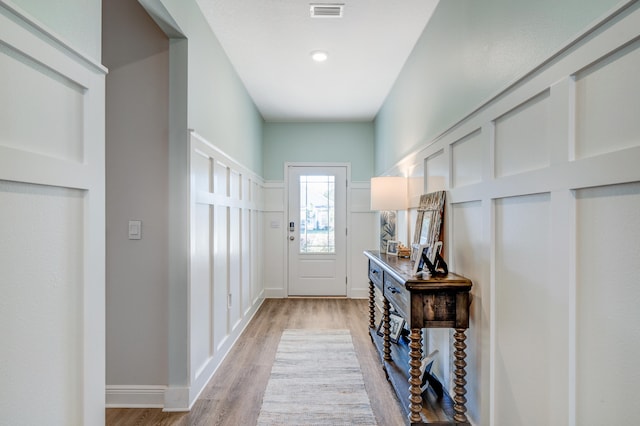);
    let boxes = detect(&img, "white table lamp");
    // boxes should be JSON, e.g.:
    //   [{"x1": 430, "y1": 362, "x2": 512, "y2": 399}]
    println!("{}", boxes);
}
[{"x1": 370, "y1": 176, "x2": 408, "y2": 252}]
